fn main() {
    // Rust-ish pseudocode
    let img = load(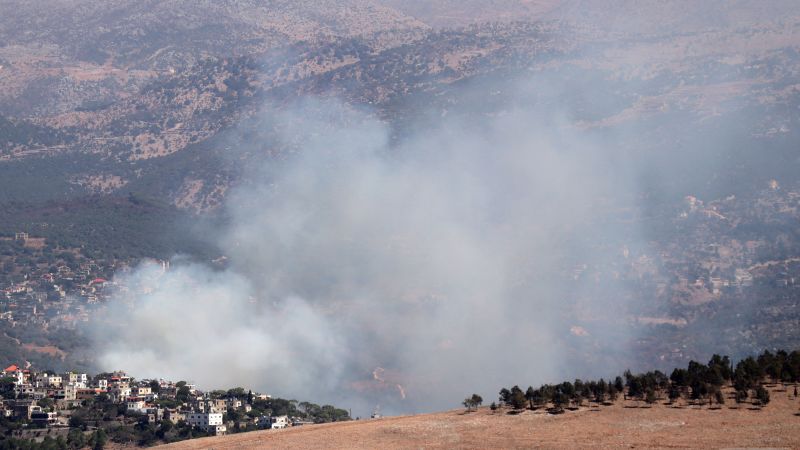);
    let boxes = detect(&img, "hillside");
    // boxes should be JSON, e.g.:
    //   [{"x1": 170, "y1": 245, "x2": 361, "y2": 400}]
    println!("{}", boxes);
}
[
  {"x1": 0, "y1": 0, "x2": 800, "y2": 416},
  {"x1": 158, "y1": 385, "x2": 800, "y2": 449},
  {"x1": 1, "y1": 1, "x2": 798, "y2": 210}
]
